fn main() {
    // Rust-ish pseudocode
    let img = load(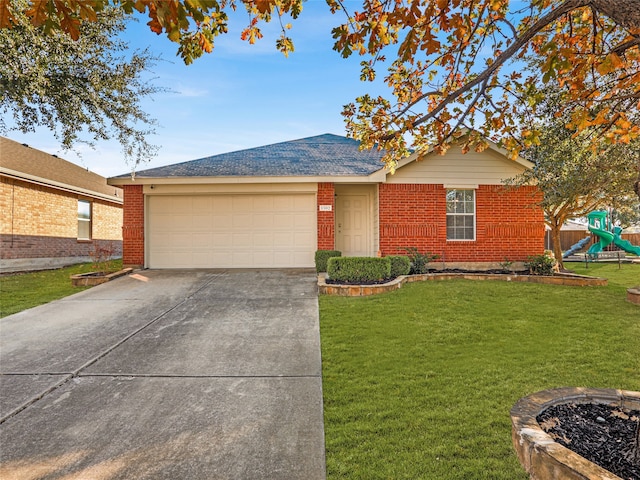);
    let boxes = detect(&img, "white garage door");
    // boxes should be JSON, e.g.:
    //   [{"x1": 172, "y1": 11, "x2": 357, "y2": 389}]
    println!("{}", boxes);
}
[{"x1": 147, "y1": 194, "x2": 316, "y2": 268}]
